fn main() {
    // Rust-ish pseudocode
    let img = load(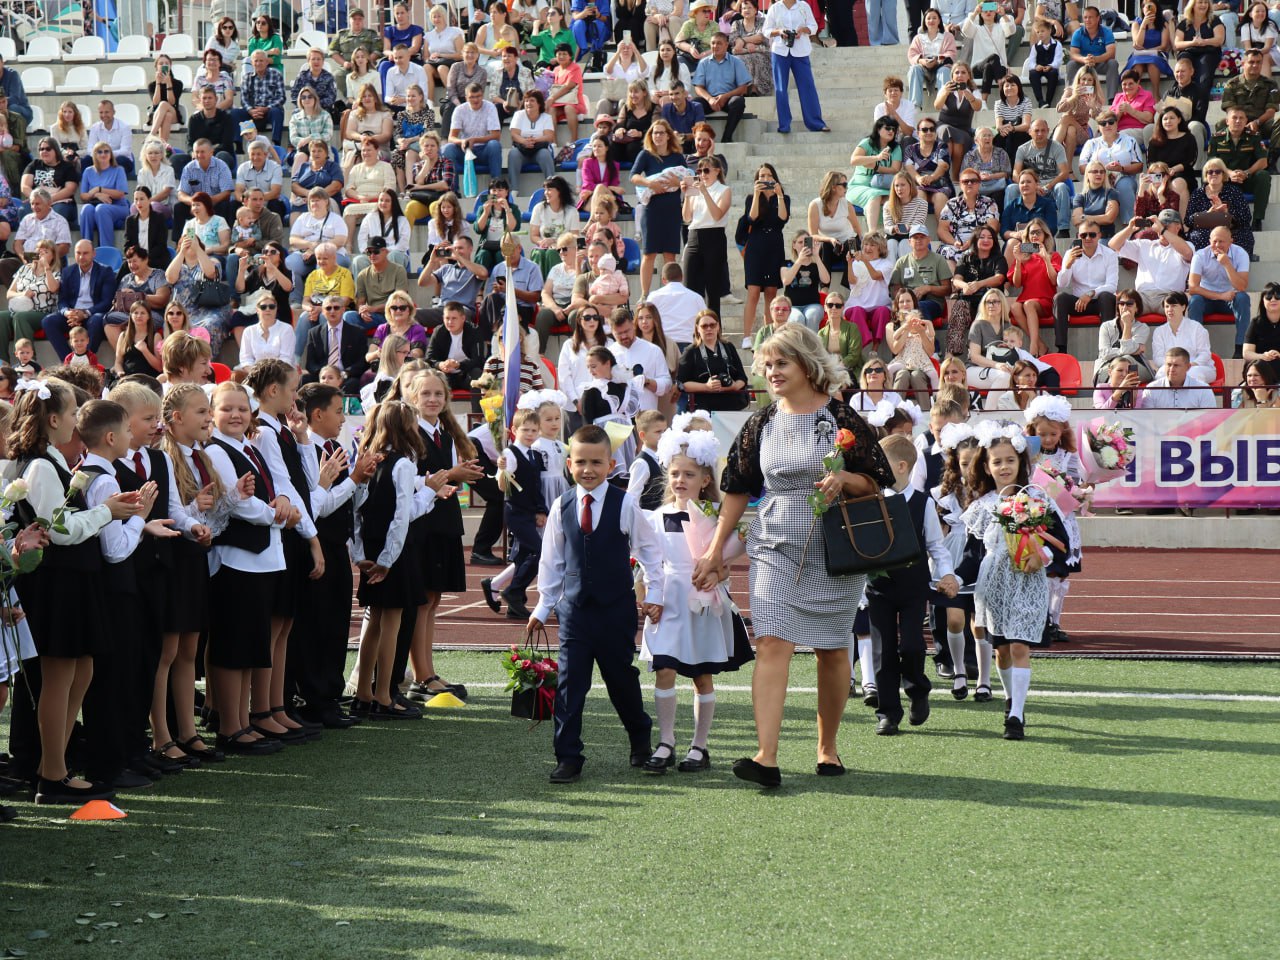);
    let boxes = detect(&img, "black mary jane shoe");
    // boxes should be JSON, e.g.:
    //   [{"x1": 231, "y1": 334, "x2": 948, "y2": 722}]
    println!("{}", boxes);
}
[
  {"x1": 273, "y1": 707, "x2": 323, "y2": 741},
  {"x1": 642, "y1": 743, "x2": 676, "y2": 774},
  {"x1": 974, "y1": 685, "x2": 993, "y2": 703},
  {"x1": 816, "y1": 758, "x2": 846, "y2": 777},
  {"x1": 732, "y1": 757, "x2": 781, "y2": 788},
  {"x1": 951, "y1": 680, "x2": 969, "y2": 701},
  {"x1": 151, "y1": 743, "x2": 198, "y2": 770},
  {"x1": 370, "y1": 698, "x2": 423, "y2": 721},
  {"x1": 249, "y1": 712, "x2": 308, "y2": 743},
  {"x1": 1003, "y1": 716, "x2": 1025, "y2": 741},
  {"x1": 34, "y1": 776, "x2": 116, "y2": 805},
  {"x1": 178, "y1": 736, "x2": 224, "y2": 763},
  {"x1": 677, "y1": 746, "x2": 710, "y2": 772},
  {"x1": 420, "y1": 675, "x2": 469, "y2": 701},
  {"x1": 480, "y1": 578, "x2": 502, "y2": 613},
  {"x1": 216, "y1": 729, "x2": 282, "y2": 756}
]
